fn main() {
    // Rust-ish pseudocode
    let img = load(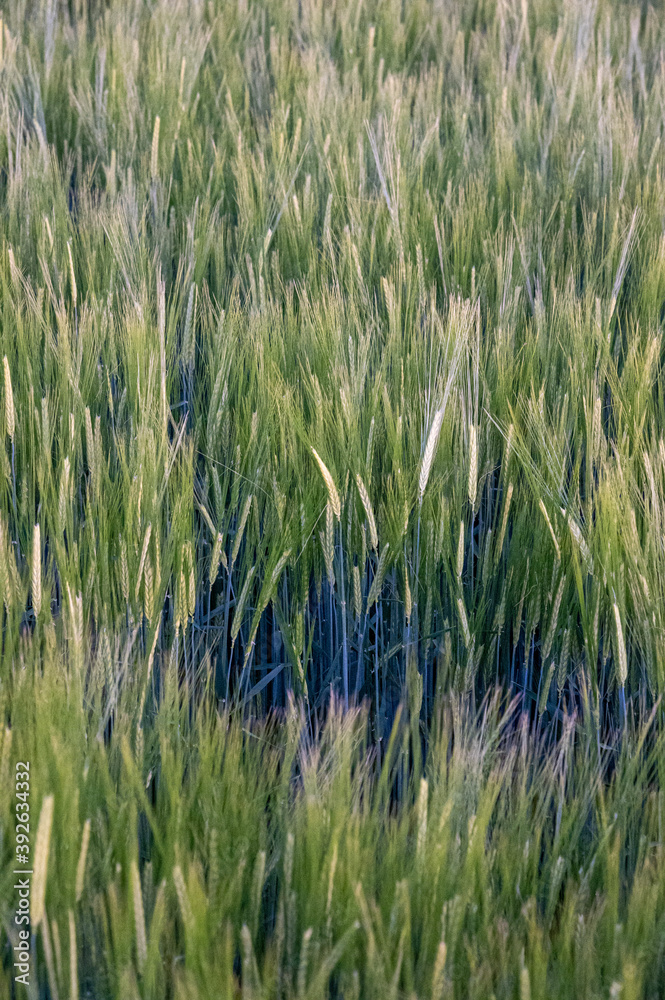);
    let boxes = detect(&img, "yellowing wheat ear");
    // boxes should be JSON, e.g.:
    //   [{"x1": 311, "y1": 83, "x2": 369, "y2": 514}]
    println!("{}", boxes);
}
[
  {"x1": 67, "y1": 241, "x2": 77, "y2": 312},
  {"x1": 431, "y1": 940, "x2": 447, "y2": 1000},
  {"x1": 209, "y1": 532, "x2": 224, "y2": 588},
  {"x1": 613, "y1": 603, "x2": 628, "y2": 687},
  {"x1": 135, "y1": 523, "x2": 152, "y2": 602},
  {"x1": 32, "y1": 794, "x2": 55, "y2": 928},
  {"x1": 75, "y1": 819, "x2": 91, "y2": 902},
  {"x1": 32, "y1": 523, "x2": 42, "y2": 617},
  {"x1": 456, "y1": 520, "x2": 464, "y2": 579},
  {"x1": 468, "y1": 422, "x2": 477, "y2": 510},
  {"x1": 3, "y1": 355, "x2": 14, "y2": 441},
  {"x1": 151, "y1": 115, "x2": 160, "y2": 179},
  {"x1": 419, "y1": 407, "x2": 445, "y2": 500},
  {"x1": 312, "y1": 448, "x2": 341, "y2": 519}
]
